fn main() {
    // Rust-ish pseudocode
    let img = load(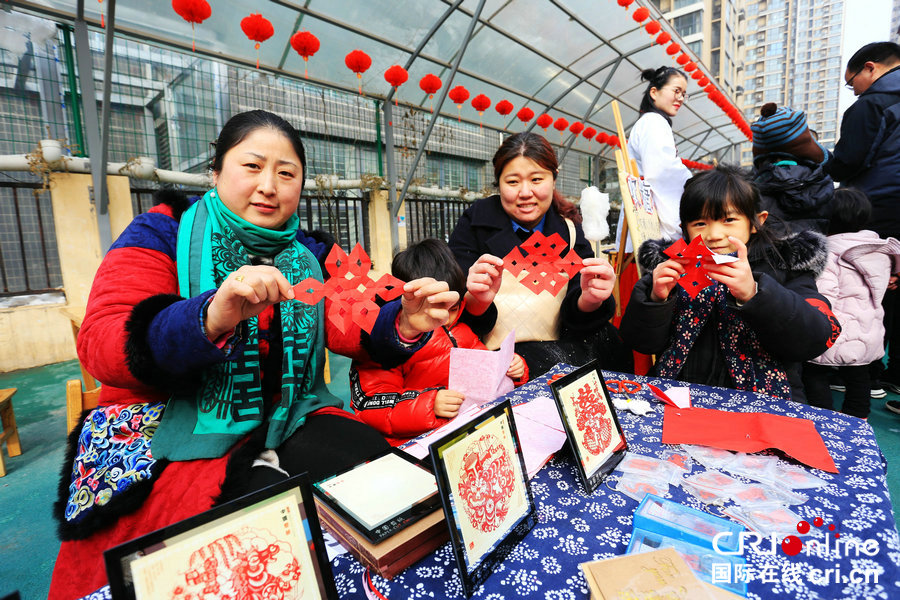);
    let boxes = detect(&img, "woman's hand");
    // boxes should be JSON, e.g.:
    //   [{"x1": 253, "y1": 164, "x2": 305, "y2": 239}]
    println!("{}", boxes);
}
[
  {"x1": 398, "y1": 277, "x2": 460, "y2": 339},
  {"x1": 703, "y1": 237, "x2": 757, "y2": 303},
  {"x1": 206, "y1": 266, "x2": 295, "y2": 340},
  {"x1": 434, "y1": 389, "x2": 465, "y2": 419},
  {"x1": 650, "y1": 257, "x2": 688, "y2": 302},
  {"x1": 466, "y1": 254, "x2": 504, "y2": 315},
  {"x1": 577, "y1": 257, "x2": 616, "y2": 312},
  {"x1": 506, "y1": 354, "x2": 526, "y2": 380}
]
